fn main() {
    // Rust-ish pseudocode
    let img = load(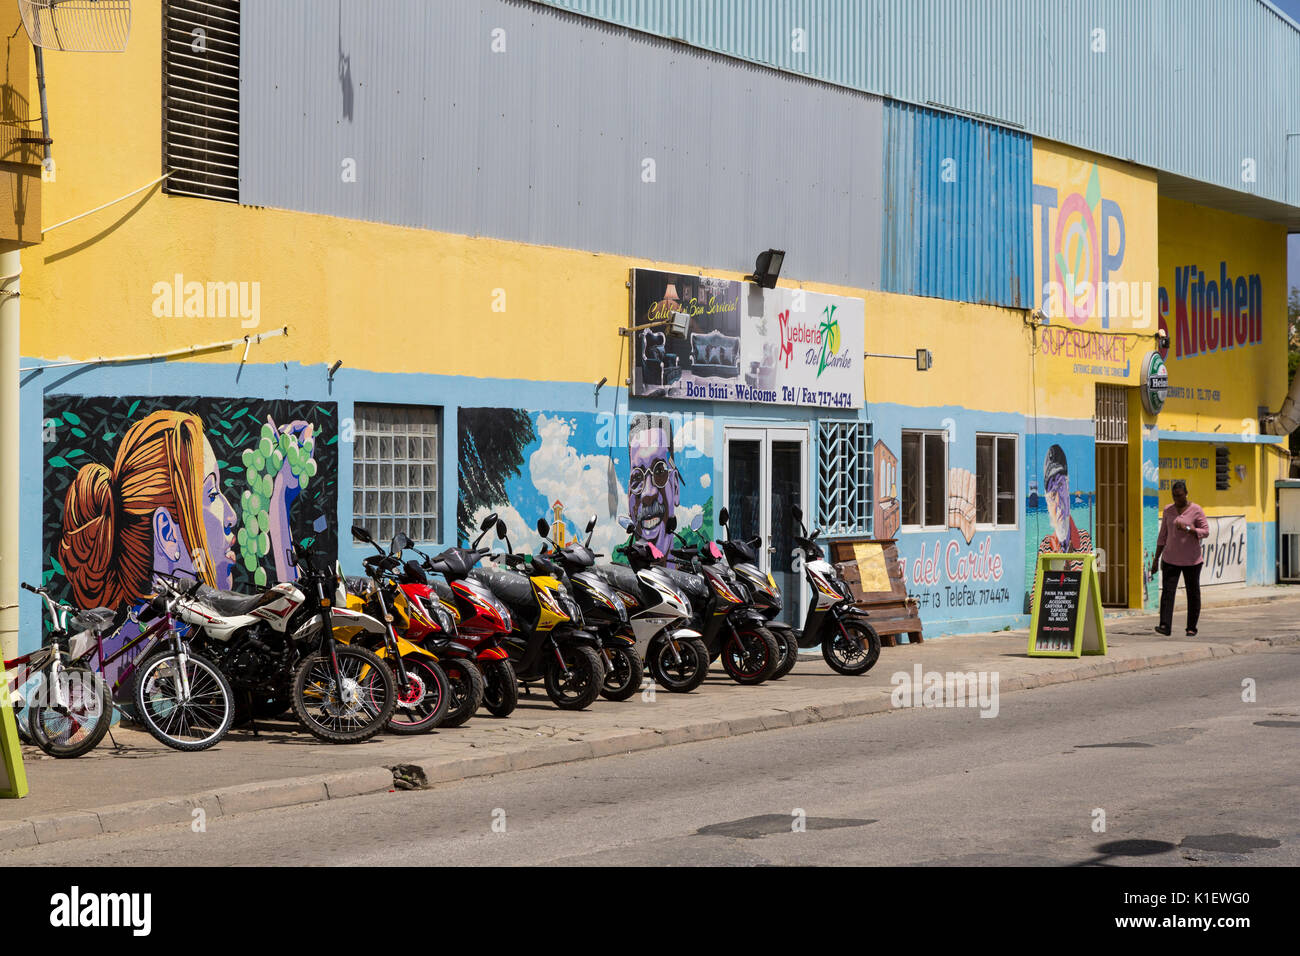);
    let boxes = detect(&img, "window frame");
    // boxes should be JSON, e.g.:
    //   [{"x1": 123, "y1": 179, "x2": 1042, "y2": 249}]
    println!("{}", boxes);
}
[
  {"x1": 975, "y1": 432, "x2": 1019, "y2": 531},
  {"x1": 352, "y1": 403, "x2": 442, "y2": 547},
  {"x1": 900, "y1": 428, "x2": 949, "y2": 531}
]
